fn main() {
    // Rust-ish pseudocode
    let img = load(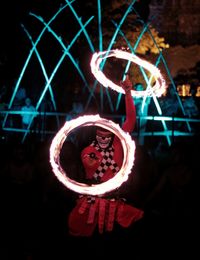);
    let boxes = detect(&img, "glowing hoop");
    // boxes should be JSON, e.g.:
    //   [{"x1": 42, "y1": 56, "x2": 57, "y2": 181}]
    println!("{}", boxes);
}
[
  {"x1": 90, "y1": 49, "x2": 166, "y2": 97},
  {"x1": 50, "y1": 114, "x2": 135, "y2": 196}
]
